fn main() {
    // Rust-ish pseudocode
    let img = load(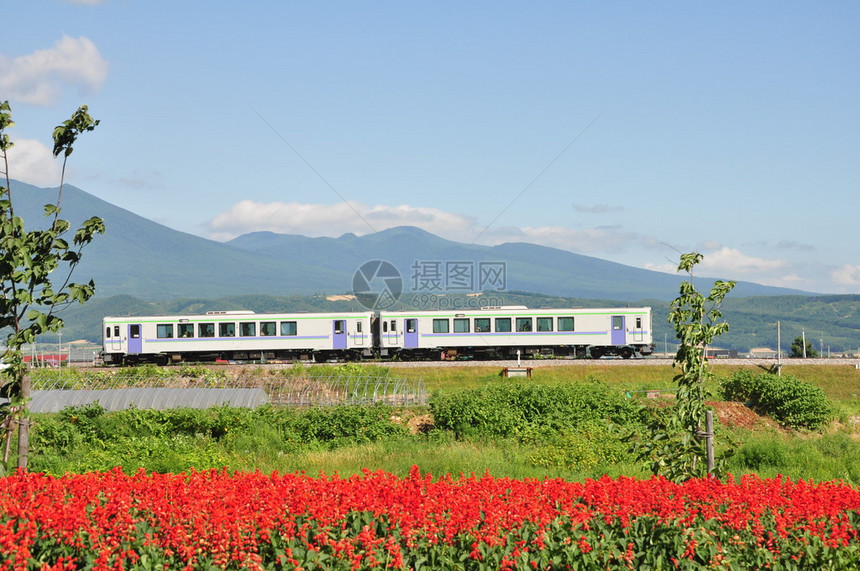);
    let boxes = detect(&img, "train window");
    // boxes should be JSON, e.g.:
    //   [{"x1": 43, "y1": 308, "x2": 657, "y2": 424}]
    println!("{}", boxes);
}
[
  {"x1": 240, "y1": 322, "x2": 256, "y2": 337},
  {"x1": 260, "y1": 322, "x2": 276, "y2": 336},
  {"x1": 383, "y1": 321, "x2": 388, "y2": 333},
  {"x1": 198, "y1": 323, "x2": 215, "y2": 337},
  {"x1": 334, "y1": 320, "x2": 345, "y2": 334},
  {"x1": 114, "y1": 326, "x2": 120, "y2": 337},
  {"x1": 495, "y1": 318, "x2": 511, "y2": 333},
  {"x1": 281, "y1": 321, "x2": 297, "y2": 336},
  {"x1": 537, "y1": 317, "x2": 553, "y2": 332},
  {"x1": 612, "y1": 316, "x2": 623, "y2": 330},
  {"x1": 130, "y1": 325, "x2": 140, "y2": 339},
  {"x1": 178, "y1": 324, "x2": 194, "y2": 338},
  {"x1": 432, "y1": 319, "x2": 449, "y2": 333},
  {"x1": 219, "y1": 322, "x2": 236, "y2": 337},
  {"x1": 453, "y1": 318, "x2": 469, "y2": 333},
  {"x1": 558, "y1": 317, "x2": 574, "y2": 331},
  {"x1": 390, "y1": 320, "x2": 397, "y2": 332},
  {"x1": 635, "y1": 317, "x2": 642, "y2": 329},
  {"x1": 105, "y1": 327, "x2": 111, "y2": 339},
  {"x1": 475, "y1": 318, "x2": 490, "y2": 333},
  {"x1": 356, "y1": 321, "x2": 363, "y2": 333},
  {"x1": 156, "y1": 324, "x2": 174, "y2": 339},
  {"x1": 406, "y1": 319, "x2": 417, "y2": 333},
  {"x1": 516, "y1": 318, "x2": 533, "y2": 332}
]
